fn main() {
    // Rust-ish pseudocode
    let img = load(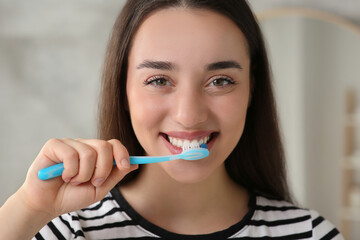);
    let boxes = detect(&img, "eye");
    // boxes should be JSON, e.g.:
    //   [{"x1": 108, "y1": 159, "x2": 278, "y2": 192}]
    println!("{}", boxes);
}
[
  {"x1": 144, "y1": 75, "x2": 172, "y2": 87},
  {"x1": 209, "y1": 76, "x2": 235, "y2": 87}
]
